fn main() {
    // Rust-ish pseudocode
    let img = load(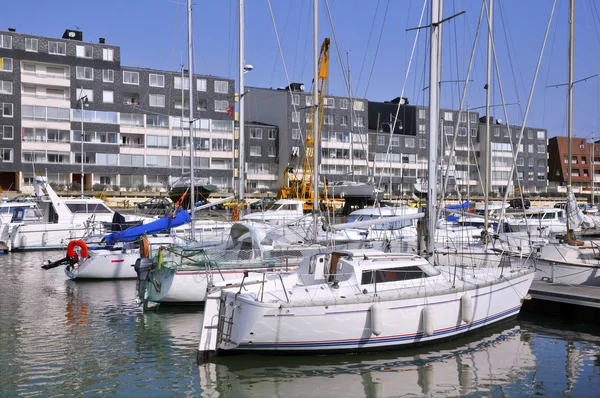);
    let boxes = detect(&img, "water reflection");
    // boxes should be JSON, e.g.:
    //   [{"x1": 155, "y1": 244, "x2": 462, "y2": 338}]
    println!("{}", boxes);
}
[{"x1": 199, "y1": 324, "x2": 536, "y2": 397}]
